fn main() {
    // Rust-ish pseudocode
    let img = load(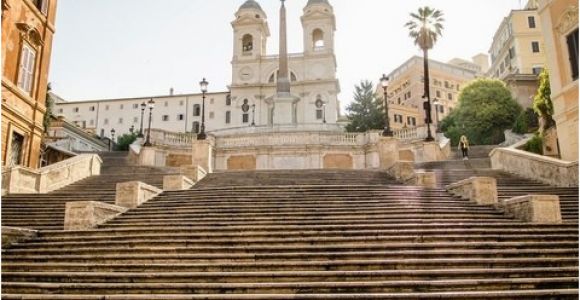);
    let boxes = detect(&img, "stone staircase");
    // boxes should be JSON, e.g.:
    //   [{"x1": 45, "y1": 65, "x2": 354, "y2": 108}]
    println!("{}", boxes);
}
[
  {"x1": 1, "y1": 151, "x2": 178, "y2": 231},
  {"x1": 2, "y1": 169, "x2": 578, "y2": 298},
  {"x1": 415, "y1": 147, "x2": 579, "y2": 222}
]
